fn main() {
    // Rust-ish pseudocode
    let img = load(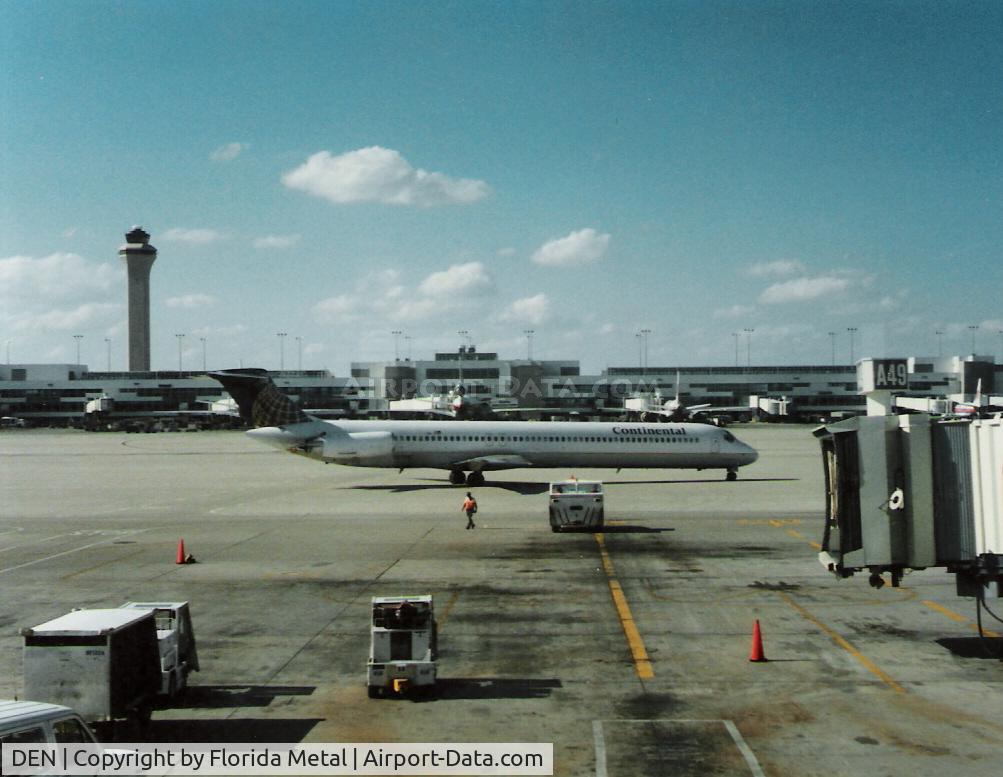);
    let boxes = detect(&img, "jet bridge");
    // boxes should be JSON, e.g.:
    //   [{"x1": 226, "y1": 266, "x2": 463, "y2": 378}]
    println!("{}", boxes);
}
[{"x1": 815, "y1": 413, "x2": 1003, "y2": 597}]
